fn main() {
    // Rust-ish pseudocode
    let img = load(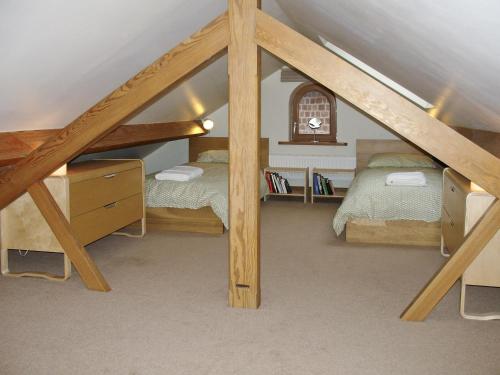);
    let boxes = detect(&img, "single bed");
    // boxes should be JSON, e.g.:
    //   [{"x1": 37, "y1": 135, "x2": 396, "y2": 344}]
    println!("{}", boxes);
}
[
  {"x1": 333, "y1": 139, "x2": 442, "y2": 247},
  {"x1": 144, "y1": 137, "x2": 269, "y2": 235}
]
